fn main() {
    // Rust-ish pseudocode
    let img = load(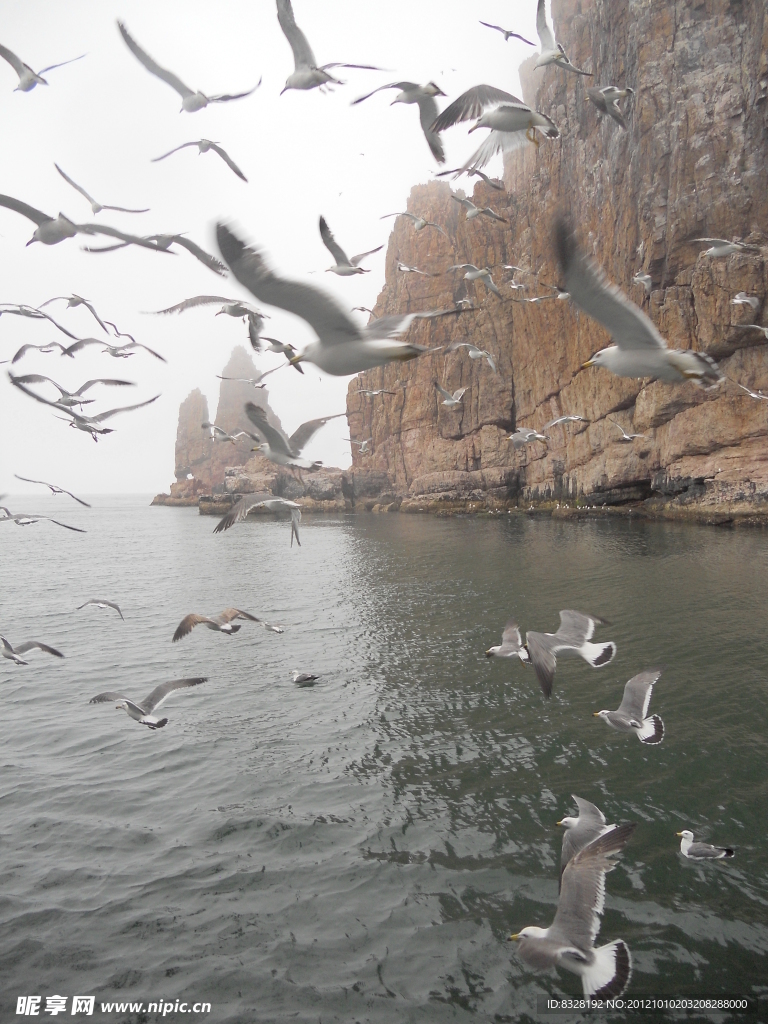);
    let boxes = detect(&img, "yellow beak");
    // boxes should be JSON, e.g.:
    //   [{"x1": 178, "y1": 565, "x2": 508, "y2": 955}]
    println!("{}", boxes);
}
[
  {"x1": 508, "y1": 934, "x2": 520, "y2": 942},
  {"x1": 675, "y1": 832, "x2": 684, "y2": 837},
  {"x1": 582, "y1": 358, "x2": 595, "y2": 368},
  {"x1": 555, "y1": 820, "x2": 563, "y2": 826},
  {"x1": 593, "y1": 712, "x2": 600, "y2": 717}
]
